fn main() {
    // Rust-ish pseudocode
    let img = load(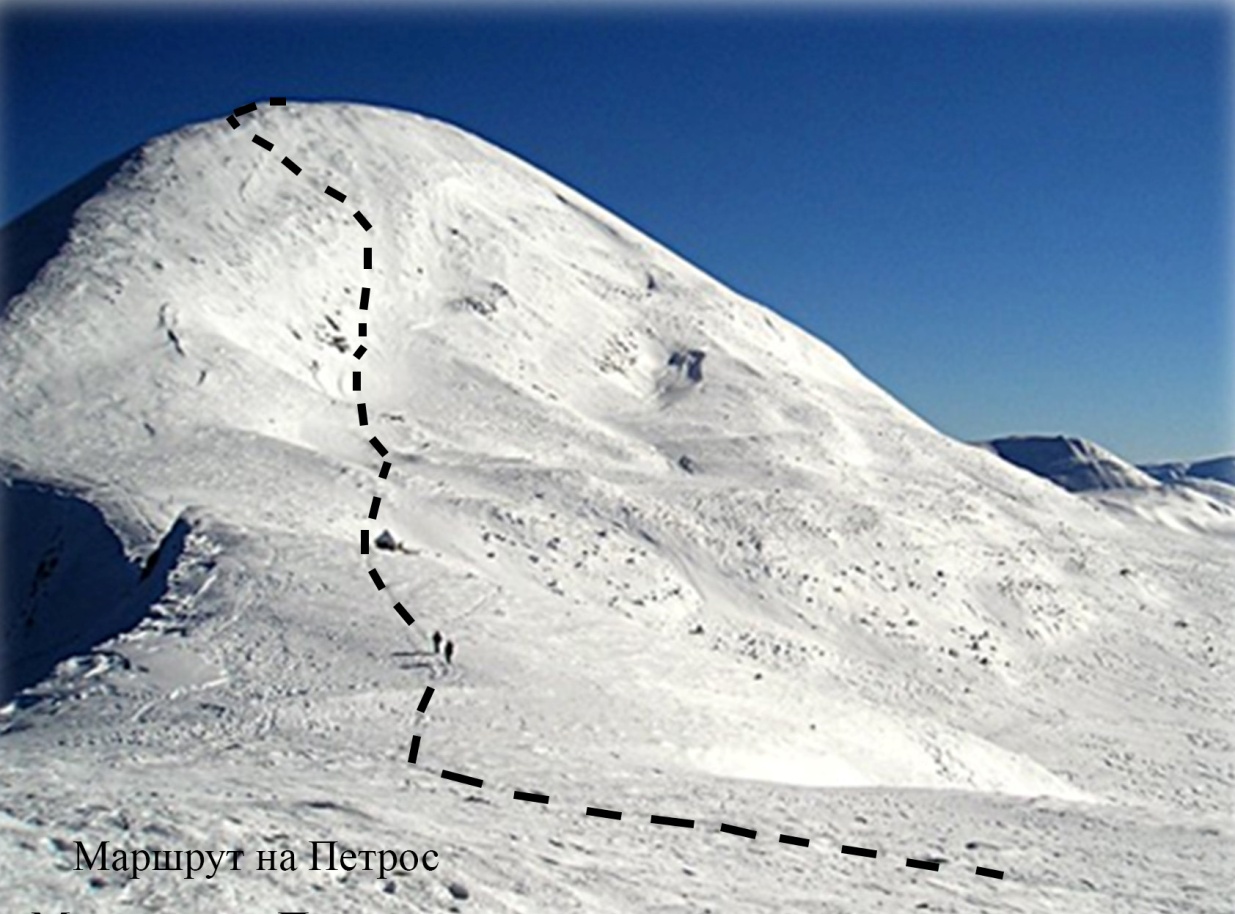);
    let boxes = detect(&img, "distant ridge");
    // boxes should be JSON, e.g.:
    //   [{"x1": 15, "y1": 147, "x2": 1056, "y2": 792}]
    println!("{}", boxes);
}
[
  {"x1": 976, "y1": 435, "x2": 1159, "y2": 493},
  {"x1": 1140, "y1": 455, "x2": 1235, "y2": 488}
]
